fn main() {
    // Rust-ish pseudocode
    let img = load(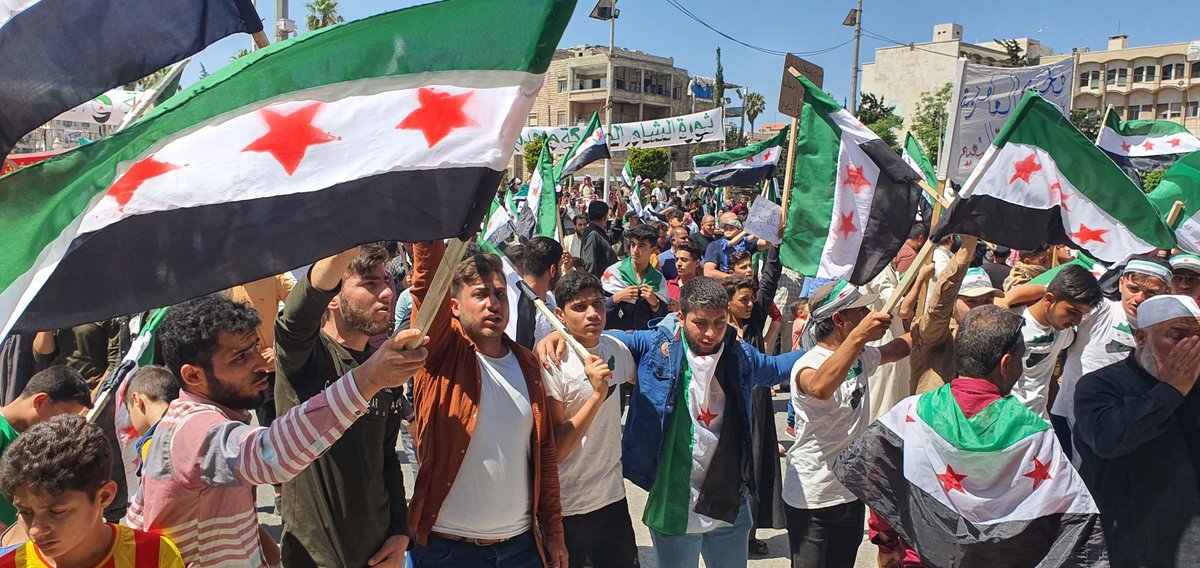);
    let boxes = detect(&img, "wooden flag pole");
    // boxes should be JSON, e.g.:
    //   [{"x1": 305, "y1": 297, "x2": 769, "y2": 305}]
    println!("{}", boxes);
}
[
  {"x1": 252, "y1": 31, "x2": 270, "y2": 50},
  {"x1": 1166, "y1": 200, "x2": 1186, "y2": 228},
  {"x1": 882, "y1": 238, "x2": 938, "y2": 315},
  {"x1": 918, "y1": 180, "x2": 950, "y2": 209},
  {"x1": 516, "y1": 280, "x2": 591, "y2": 365},
  {"x1": 1095, "y1": 104, "x2": 1114, "y2": 146},
  {"x1": 912, "y1": 188, "x2": 946, "y2": 318},
  {"x1": 779, "y1": 66, "x2": 808, "y2": 226},
  {"x1": 405, "y1": 238, "x2": 471, "y2": 349}
]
